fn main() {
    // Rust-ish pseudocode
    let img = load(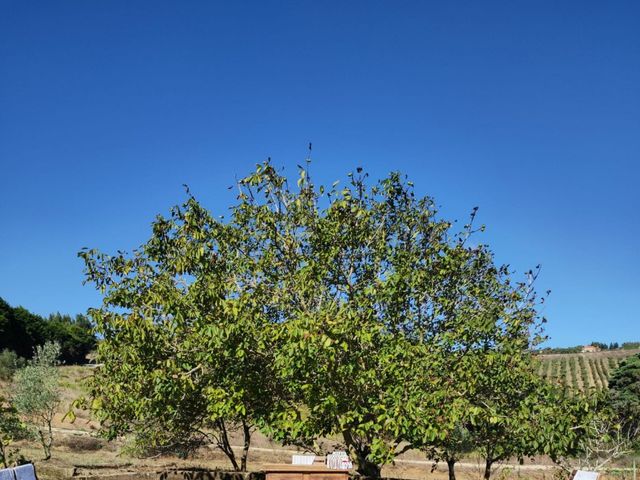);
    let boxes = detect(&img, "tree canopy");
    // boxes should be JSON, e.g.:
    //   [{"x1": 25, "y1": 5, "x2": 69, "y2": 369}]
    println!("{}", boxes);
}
[{"x1": 80, "y1": 162, "x2": 569, "y2": 477}]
